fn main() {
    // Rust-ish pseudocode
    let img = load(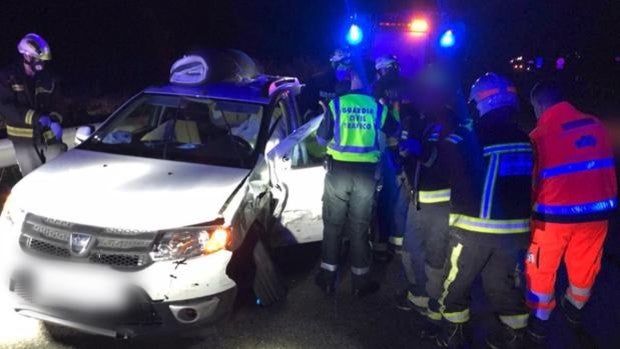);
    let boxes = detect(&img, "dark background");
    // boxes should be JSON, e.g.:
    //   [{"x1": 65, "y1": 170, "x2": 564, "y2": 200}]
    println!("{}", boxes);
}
[{"x1": 0, "y1": 0, "x2": 619, "y2": 114}]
